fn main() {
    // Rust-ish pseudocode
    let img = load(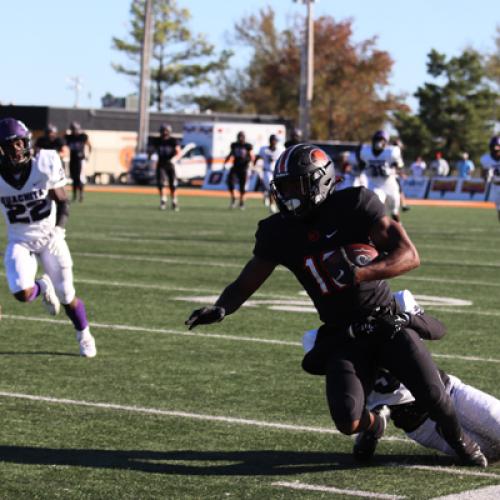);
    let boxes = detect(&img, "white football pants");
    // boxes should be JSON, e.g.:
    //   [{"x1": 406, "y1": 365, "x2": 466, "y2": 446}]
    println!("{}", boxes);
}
[{"x1": 4, "y1": 238, "x2": 76, "y2": 305}]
